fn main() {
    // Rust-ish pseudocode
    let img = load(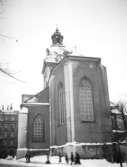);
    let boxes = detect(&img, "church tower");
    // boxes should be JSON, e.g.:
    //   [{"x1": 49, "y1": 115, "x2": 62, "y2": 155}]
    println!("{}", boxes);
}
[{"x1": 42, "y1": 28, "x2": 67, "y2": 88}]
